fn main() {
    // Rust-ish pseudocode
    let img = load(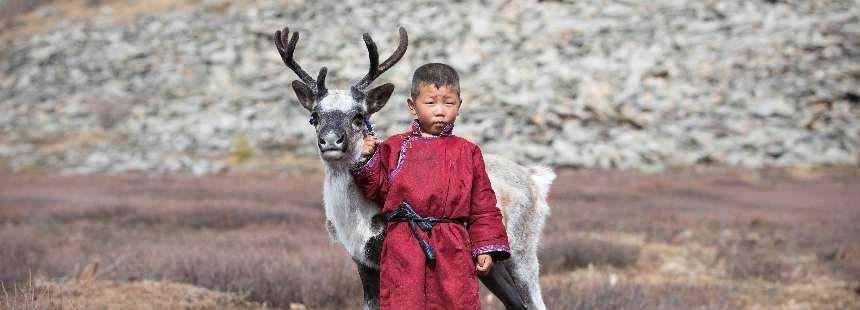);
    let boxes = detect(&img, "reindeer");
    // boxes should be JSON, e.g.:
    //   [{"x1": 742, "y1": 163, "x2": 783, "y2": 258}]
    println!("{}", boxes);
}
[{"x1": 273, "y1": 26, "x2": 555, "y2": 310}]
